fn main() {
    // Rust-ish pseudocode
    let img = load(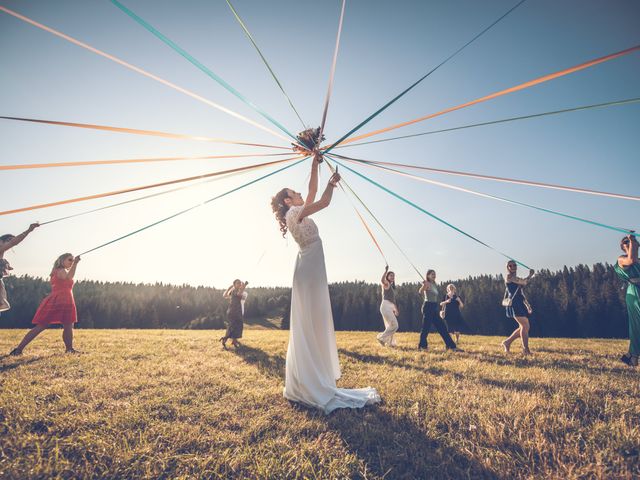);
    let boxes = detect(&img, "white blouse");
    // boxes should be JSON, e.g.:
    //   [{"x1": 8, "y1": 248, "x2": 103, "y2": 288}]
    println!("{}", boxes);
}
[{"x1": 286, "y1": 205, "x2": 320, "y2": 248}]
